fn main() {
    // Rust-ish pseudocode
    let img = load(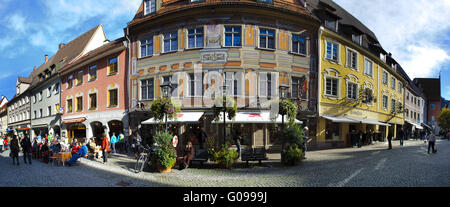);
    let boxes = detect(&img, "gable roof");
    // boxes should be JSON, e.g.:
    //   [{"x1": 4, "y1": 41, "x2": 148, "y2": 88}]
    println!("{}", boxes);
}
[{"x1": 29, "y1": 25, "x2": 104, "y2": 89}]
